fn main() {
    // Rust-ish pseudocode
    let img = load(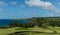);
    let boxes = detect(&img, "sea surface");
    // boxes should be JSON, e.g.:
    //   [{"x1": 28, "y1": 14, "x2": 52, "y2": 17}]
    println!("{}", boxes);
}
[{"x1": 0, "y1": 19, "x2": 27, "y2": 26}]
